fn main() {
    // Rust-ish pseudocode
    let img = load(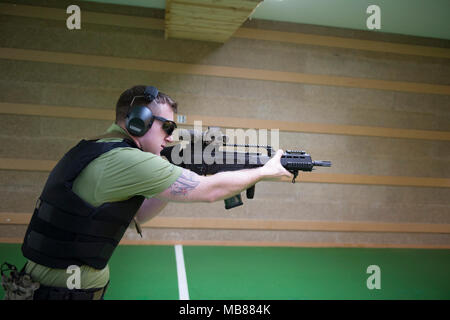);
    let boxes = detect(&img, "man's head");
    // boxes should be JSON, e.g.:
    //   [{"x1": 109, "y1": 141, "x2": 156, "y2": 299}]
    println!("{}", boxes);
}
[{"x1": 115, "y1": 85, "x2": 178, "y2": 155}]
